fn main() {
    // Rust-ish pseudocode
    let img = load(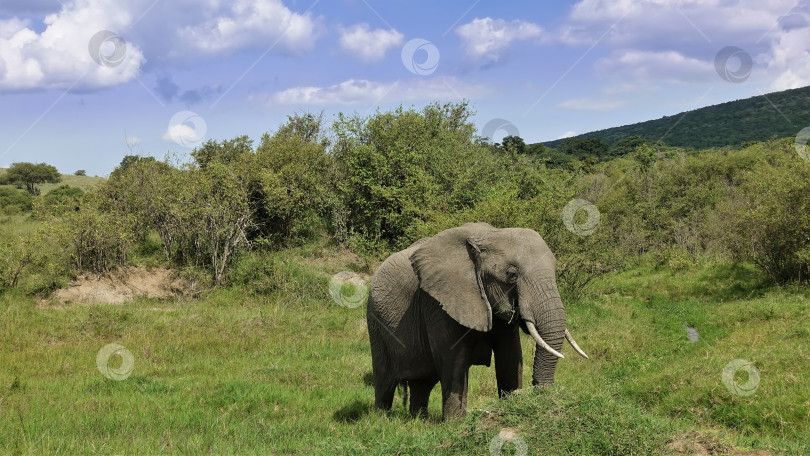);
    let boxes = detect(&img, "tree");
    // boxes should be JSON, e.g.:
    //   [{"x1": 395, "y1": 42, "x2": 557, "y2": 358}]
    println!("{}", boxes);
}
[
  {"x1": 501, "y1": 135, "x2": 526, "y2": 154},
  {"x1": 525, "y1": 142, "x2": 547, "y2": 155},
  {"x1": 110, "y1": 155, "x2": 146, "y2": 179},
  {"x1": 610, "y1": 135, "x2": 648, "y2": 157},
  {"x1": 191, "y1": 136, "x2": 253, "y2": 169},
  {"x1": 74, "y1": 169, "x2": 87, "y2": 176},
  {"x1": 558, "y1": 138, "x2": 610, "y2": 159},
  {"x1": 332, "y1": 101, "x2": 500, "y2": 246},
  {"x1": 4, "y1": 162, "x2": 61, "y2": 195}
]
